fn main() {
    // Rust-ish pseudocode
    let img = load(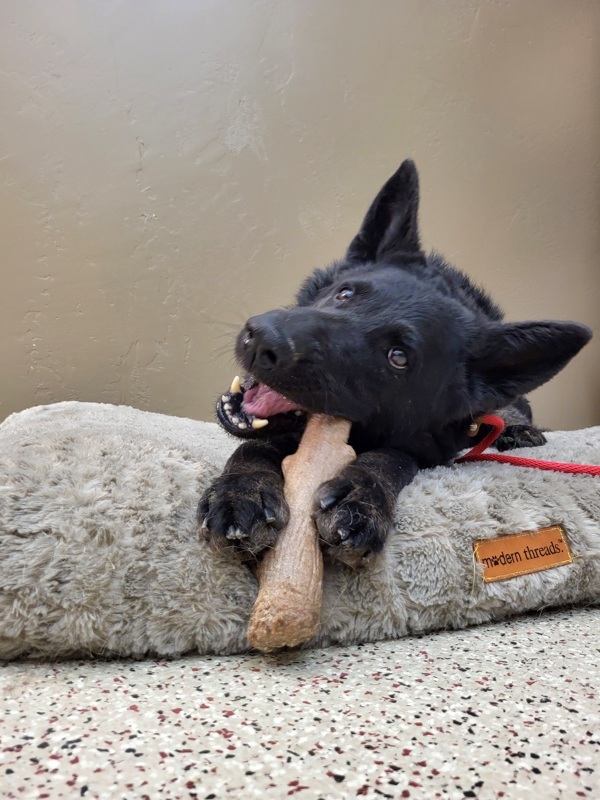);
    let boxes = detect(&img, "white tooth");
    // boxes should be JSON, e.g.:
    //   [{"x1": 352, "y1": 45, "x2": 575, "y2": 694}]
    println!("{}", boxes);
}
[
  {"x1": 224, "y1": 404, "x2": 232, "y2": 412},
  {"x1": 238, "y1": 422, "x2": 248, "y2": 430},
  {"x1": 251, "y1": 418, "x2": 269, "y2": 429},
  {"x1": 294, "y1": 410, "x2": 303, "y2": 416},
  {"x1": 232, "y1": 416, "x2": 239, "y2": 424},
  {"x1": 221, "y1": 395, "x2": 228, "y2": 403},
  {"x1": 230, "y1": 375, "x2": 242, "y2": 395}
]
